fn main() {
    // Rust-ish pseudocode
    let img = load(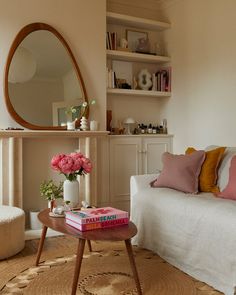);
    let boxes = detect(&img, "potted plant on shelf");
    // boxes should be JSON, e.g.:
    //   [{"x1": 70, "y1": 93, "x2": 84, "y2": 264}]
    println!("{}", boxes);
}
[
  {"x1": 51, "y1": 152, "x2": 92, "y2": 207},
  {"x1": 40, "y1": 180, "x2": 63, "y2": 212}
]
